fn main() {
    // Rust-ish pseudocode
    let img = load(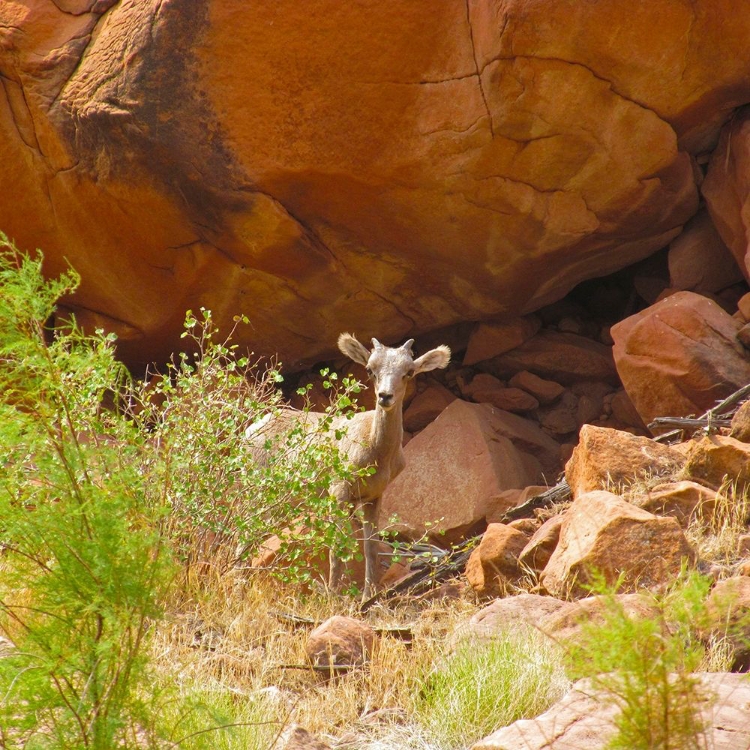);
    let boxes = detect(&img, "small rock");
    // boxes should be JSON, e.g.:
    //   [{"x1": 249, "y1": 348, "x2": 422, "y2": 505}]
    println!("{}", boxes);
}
[
  {"x1": 306, "y1": 616, "x2": 375, "y2": 672},
  {"x1": 507, "y1": 517, "x2": 541, "y2": 535},
  {"x1": 508, "y1": 370, "x2": 566, "y2": 404},
  {"x1": 465, "y1": 524, "x2": 531, "y2": 597},
  {"x1": 633, "y1": 480, "x2": 718, "y2": 527},
  {"x1": 519, "y1": 514, "x2": 564, "y2": 572},
  {"x1": 609, "y1": 389, "x2": 647, "y2": 431},
  {"x1": 485, "y1": 486, "x2": 550, "y2": 524},
  {"x1": 738, "y1": 292, "x2": 750, "y2": 322},
  {"x1": 489, "y1": 331, "x2": 618, "y2": 385},
  {"x1": 683, "y1": 435, "x2": 750, "y2": 492},
  {"x1": 729, "y1": 399, "x2": 750, "y2": 442},
  {"x1": 537, "y1": 390, "x2": 579, "y2": 436},
  {"x1": 462, "y1": 374, "x2": 540, "y2": 412}
]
